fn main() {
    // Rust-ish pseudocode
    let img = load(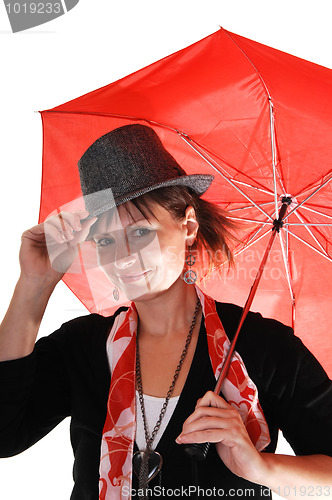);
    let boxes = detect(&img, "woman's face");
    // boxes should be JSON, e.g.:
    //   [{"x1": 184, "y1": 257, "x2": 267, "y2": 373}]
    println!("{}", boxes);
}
[{"x1": 92, "y1": 201, "x2": 195, "y2": 301}]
